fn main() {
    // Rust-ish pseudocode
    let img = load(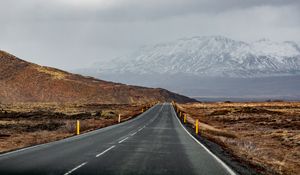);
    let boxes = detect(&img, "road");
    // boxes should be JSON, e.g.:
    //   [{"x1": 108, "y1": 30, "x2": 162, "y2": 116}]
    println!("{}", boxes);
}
[{"x1": 0, "y1": 103, "x2": 236, "y2": 175}]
